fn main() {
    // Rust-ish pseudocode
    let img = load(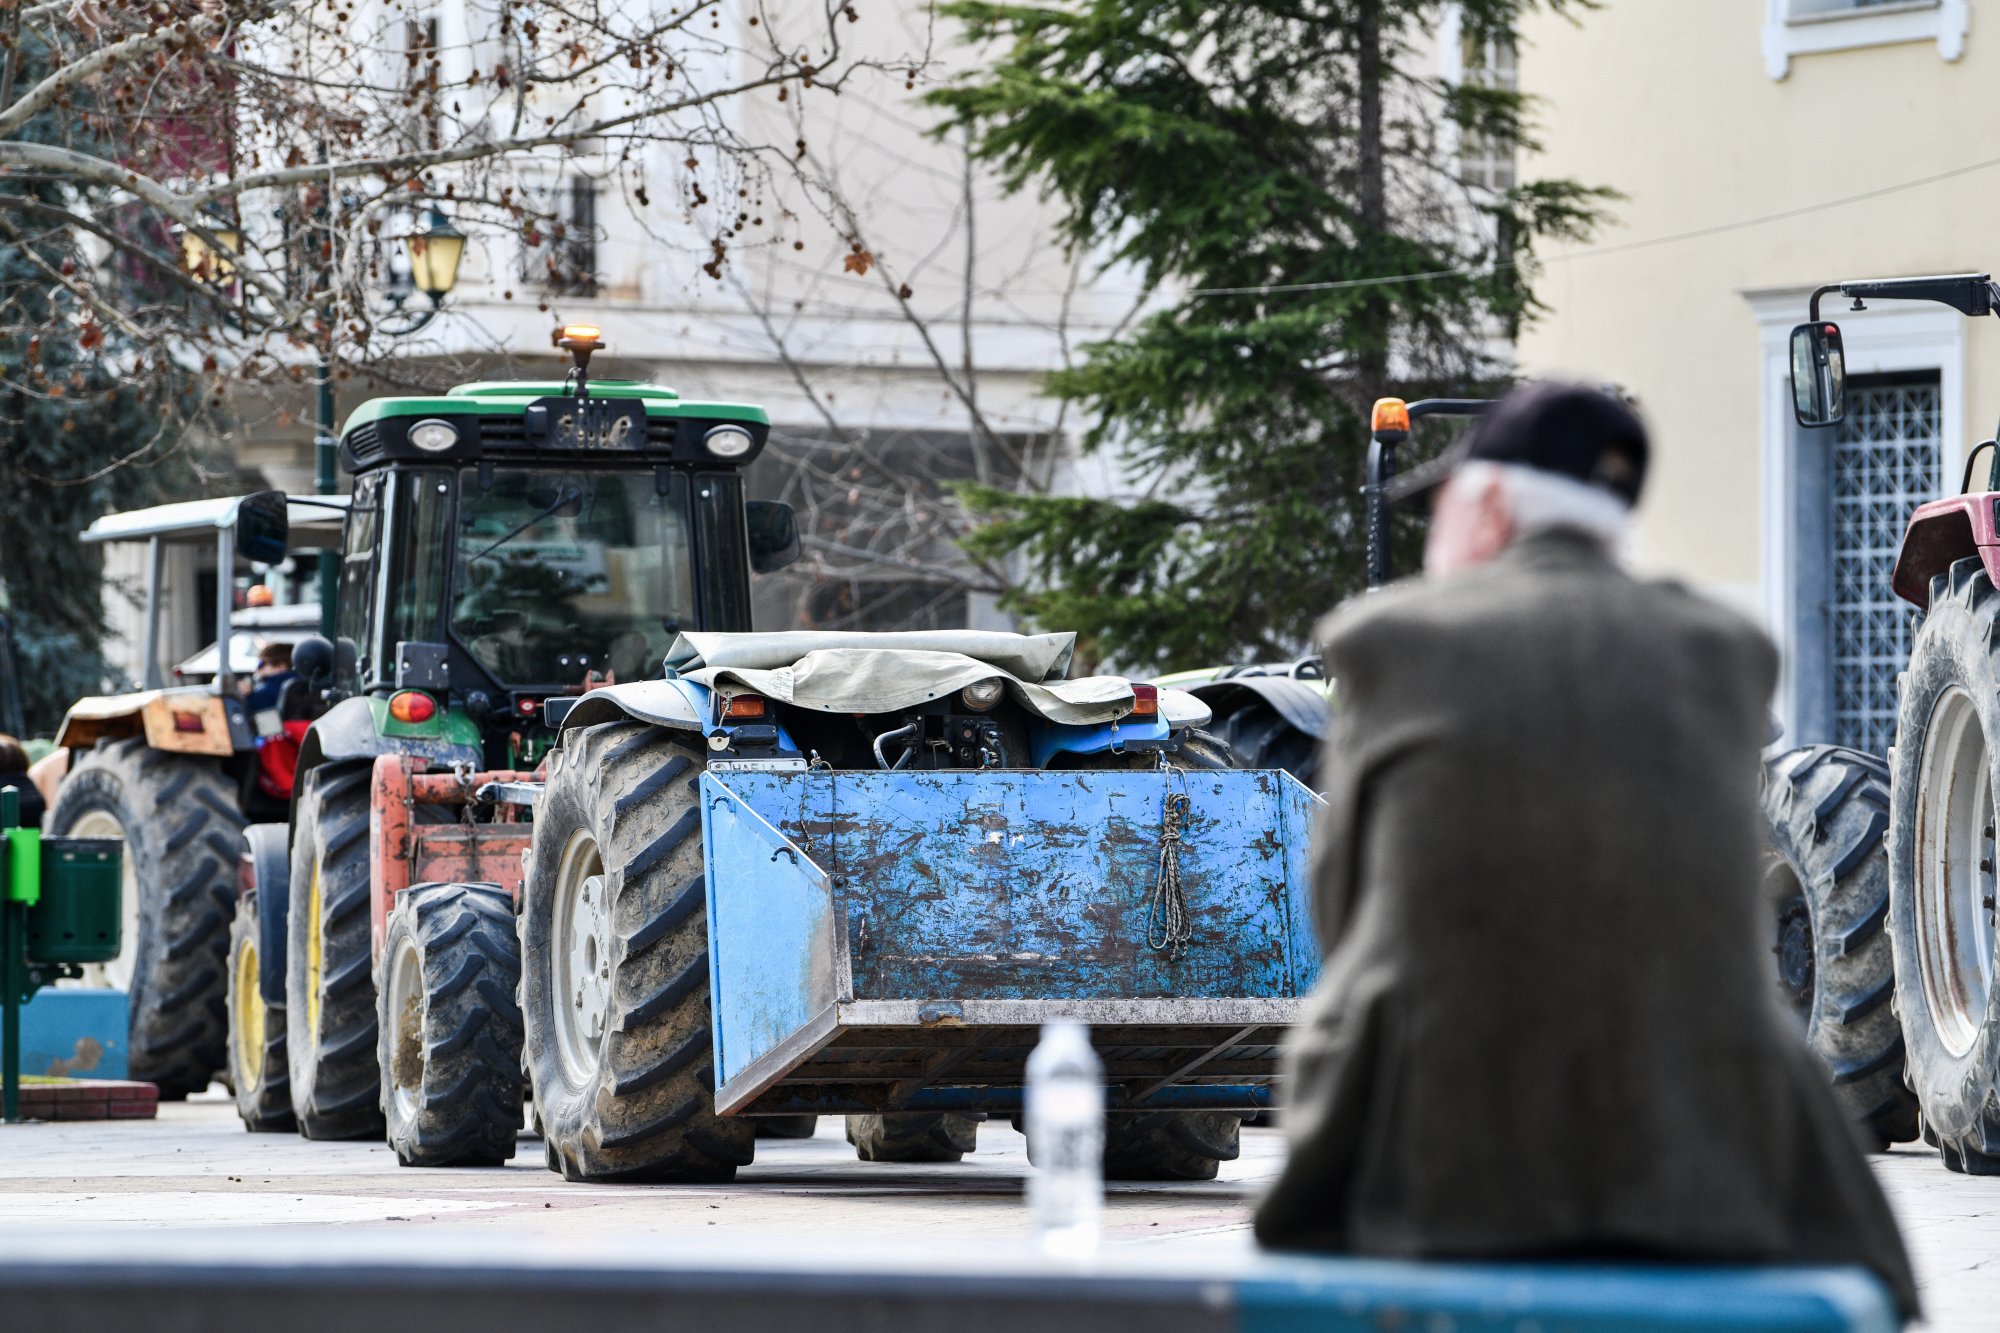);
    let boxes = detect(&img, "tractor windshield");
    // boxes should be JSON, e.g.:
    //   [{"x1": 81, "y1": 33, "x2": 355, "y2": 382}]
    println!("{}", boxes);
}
[{"x1": 452, "y1": 468, "x2": 696, "y2": 686}]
